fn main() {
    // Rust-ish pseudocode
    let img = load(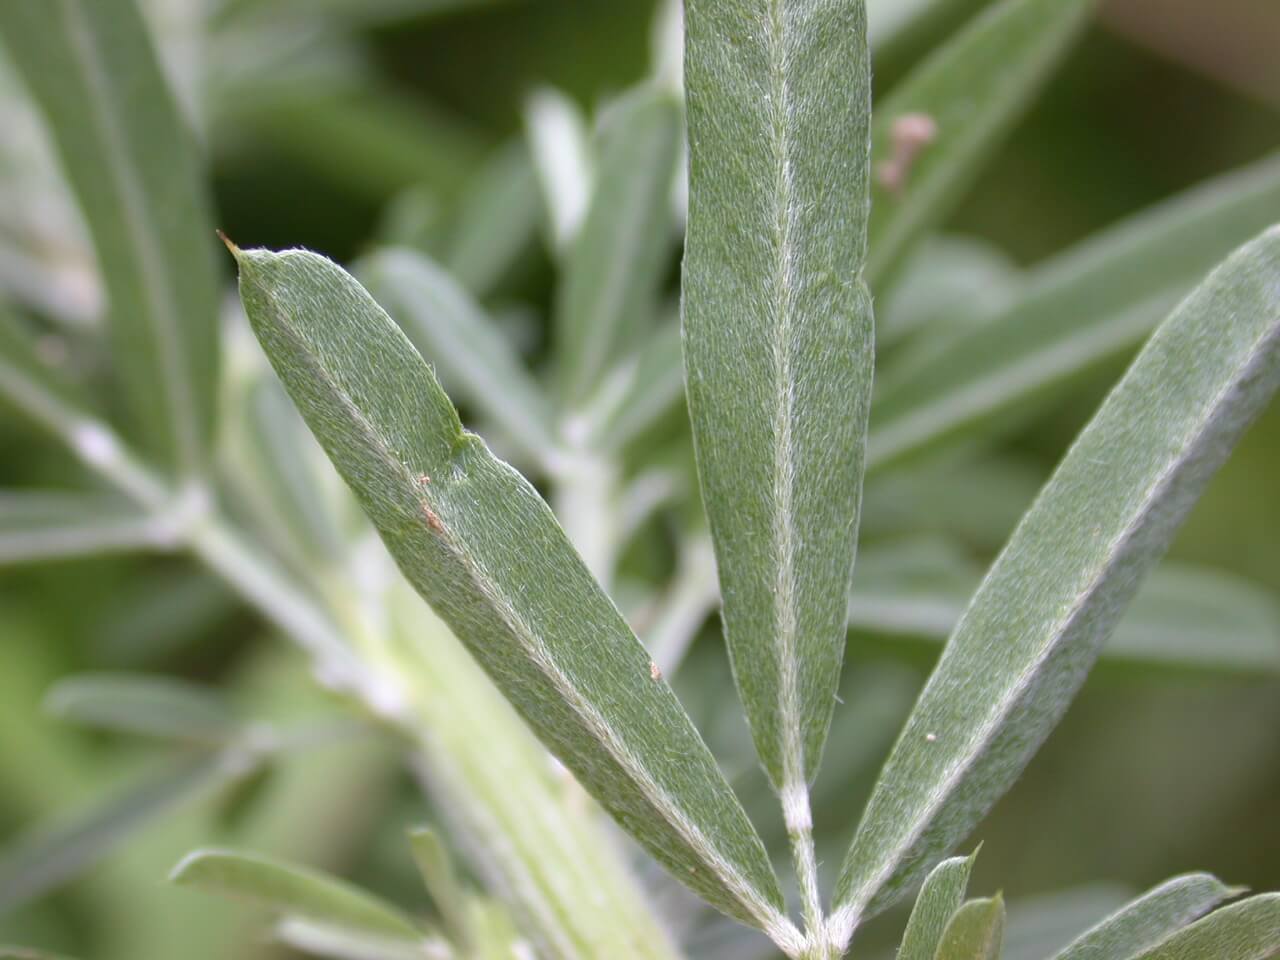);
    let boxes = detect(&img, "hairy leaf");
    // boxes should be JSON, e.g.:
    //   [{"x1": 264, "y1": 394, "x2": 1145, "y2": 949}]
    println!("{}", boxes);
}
[
  {"x1": 361, "y1": 247, "x2": 557, "y2": 464},
  {"x1": 0, "y1": 0, "x2": 220, "y2": 476},
  {"x1": 831, "y1": 228, "x2": 1280, "y2": 943},
  {"x1": 1049, "y1": 874, "x2": 1242, "y2": 960},
  {"x1": 867, "y1": 0, "x2": 1092, "y2": 289},
  {"x1": 682, "y1": 0, "x2": 875, "y2": 797},
  {"x1": 934, "y1": 896, "x2": 1005, "y2": 960},
  {"x1": 231, "y1": 245, "x2": 791, "y2": 940},
  {"x1": 1131, "y1": 895, "x2": 1280, "y2": 960},
  {"x1": 898, "y1": 852, "x2": 979, "y2": 960}
]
